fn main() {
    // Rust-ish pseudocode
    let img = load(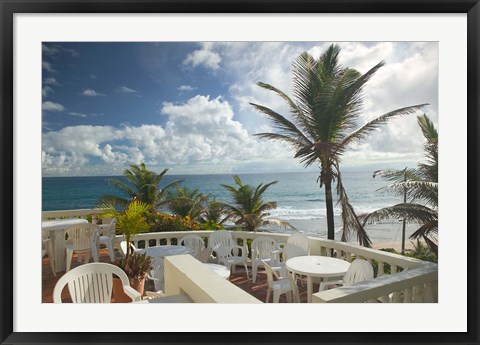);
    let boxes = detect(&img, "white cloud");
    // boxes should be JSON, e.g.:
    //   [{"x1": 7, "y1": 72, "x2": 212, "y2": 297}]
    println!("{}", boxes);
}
[
  {"x1": 82, "y1": 89, "x2": 105, "y2": 97},
  {"x1": 42, "y1": 44, "x2": 78, "y2": 57},
  {"x1": 177, "y1": 85, "x2": 196, "y2": 92},
  {"x1": 41, "y1": 42, "x2": 438, "y2": 176},
  {"x1": 117, "y1": 86, "x2": 137, "y2": 94},
  {"x1": 42, "y1": 61, "x2": 56, "y2": 73},
  {"x1": 42, "y1": 86, "x2": 54, "y2": 98},
  {"x1": 90, "y1": 74, "x2": 97, "y2": 79},
  {"x1": 183, "y1": 44, "x2": 221, "y2": 70},
  {"x1": 43, "y1": 78, "x2": 59, "y2": 86},
  {"x1": 210, "y1": 42, "x2": 437, "y2": 168},
  {"x1": 42, "y1": 101, "x2": 65, "y2": 112},
  {"x1": 42, "y1": 95, "x2": 294, "y2": 176},
  {"x1": 68, "y1": 112, "x2": 88, "y2": 118},
  {"x1": 42, "y1": 44, "x2": 60, "y2": 56}
]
